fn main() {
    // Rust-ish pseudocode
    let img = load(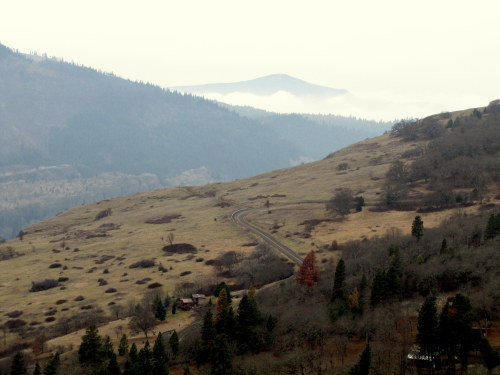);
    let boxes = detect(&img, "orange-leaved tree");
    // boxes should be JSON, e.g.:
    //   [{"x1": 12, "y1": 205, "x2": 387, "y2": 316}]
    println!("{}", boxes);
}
[{"x1": 296, "y1": 250, "x2": 321, "y2": 286}]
